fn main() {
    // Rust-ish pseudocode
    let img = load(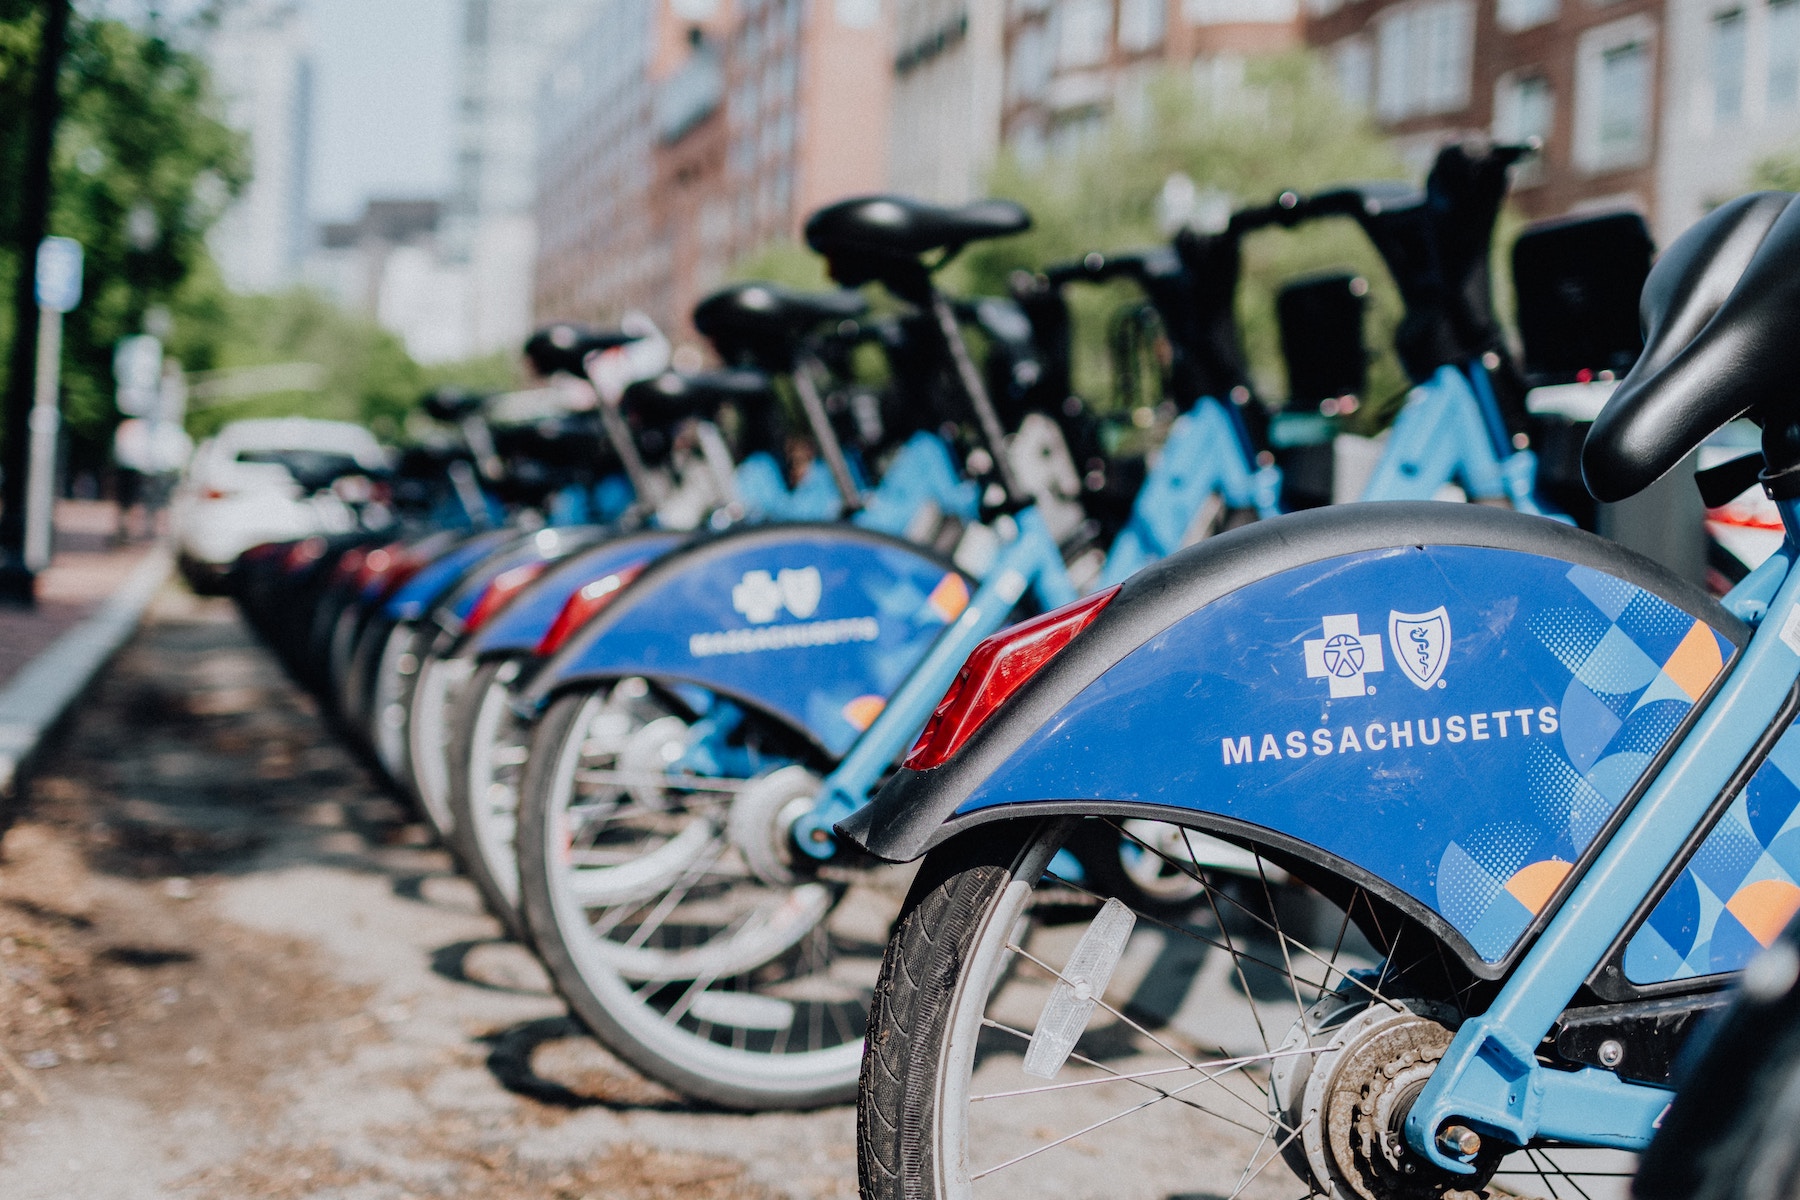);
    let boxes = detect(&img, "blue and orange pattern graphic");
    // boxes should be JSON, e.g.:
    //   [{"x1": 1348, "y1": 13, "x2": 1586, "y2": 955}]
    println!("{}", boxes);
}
[
  {"x1": 1437, "y1": 565, "x2": 1734, "y2": 959},
  {"x1": 1626, "y1": 718, "x2": 1800, "y2": 984}
]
